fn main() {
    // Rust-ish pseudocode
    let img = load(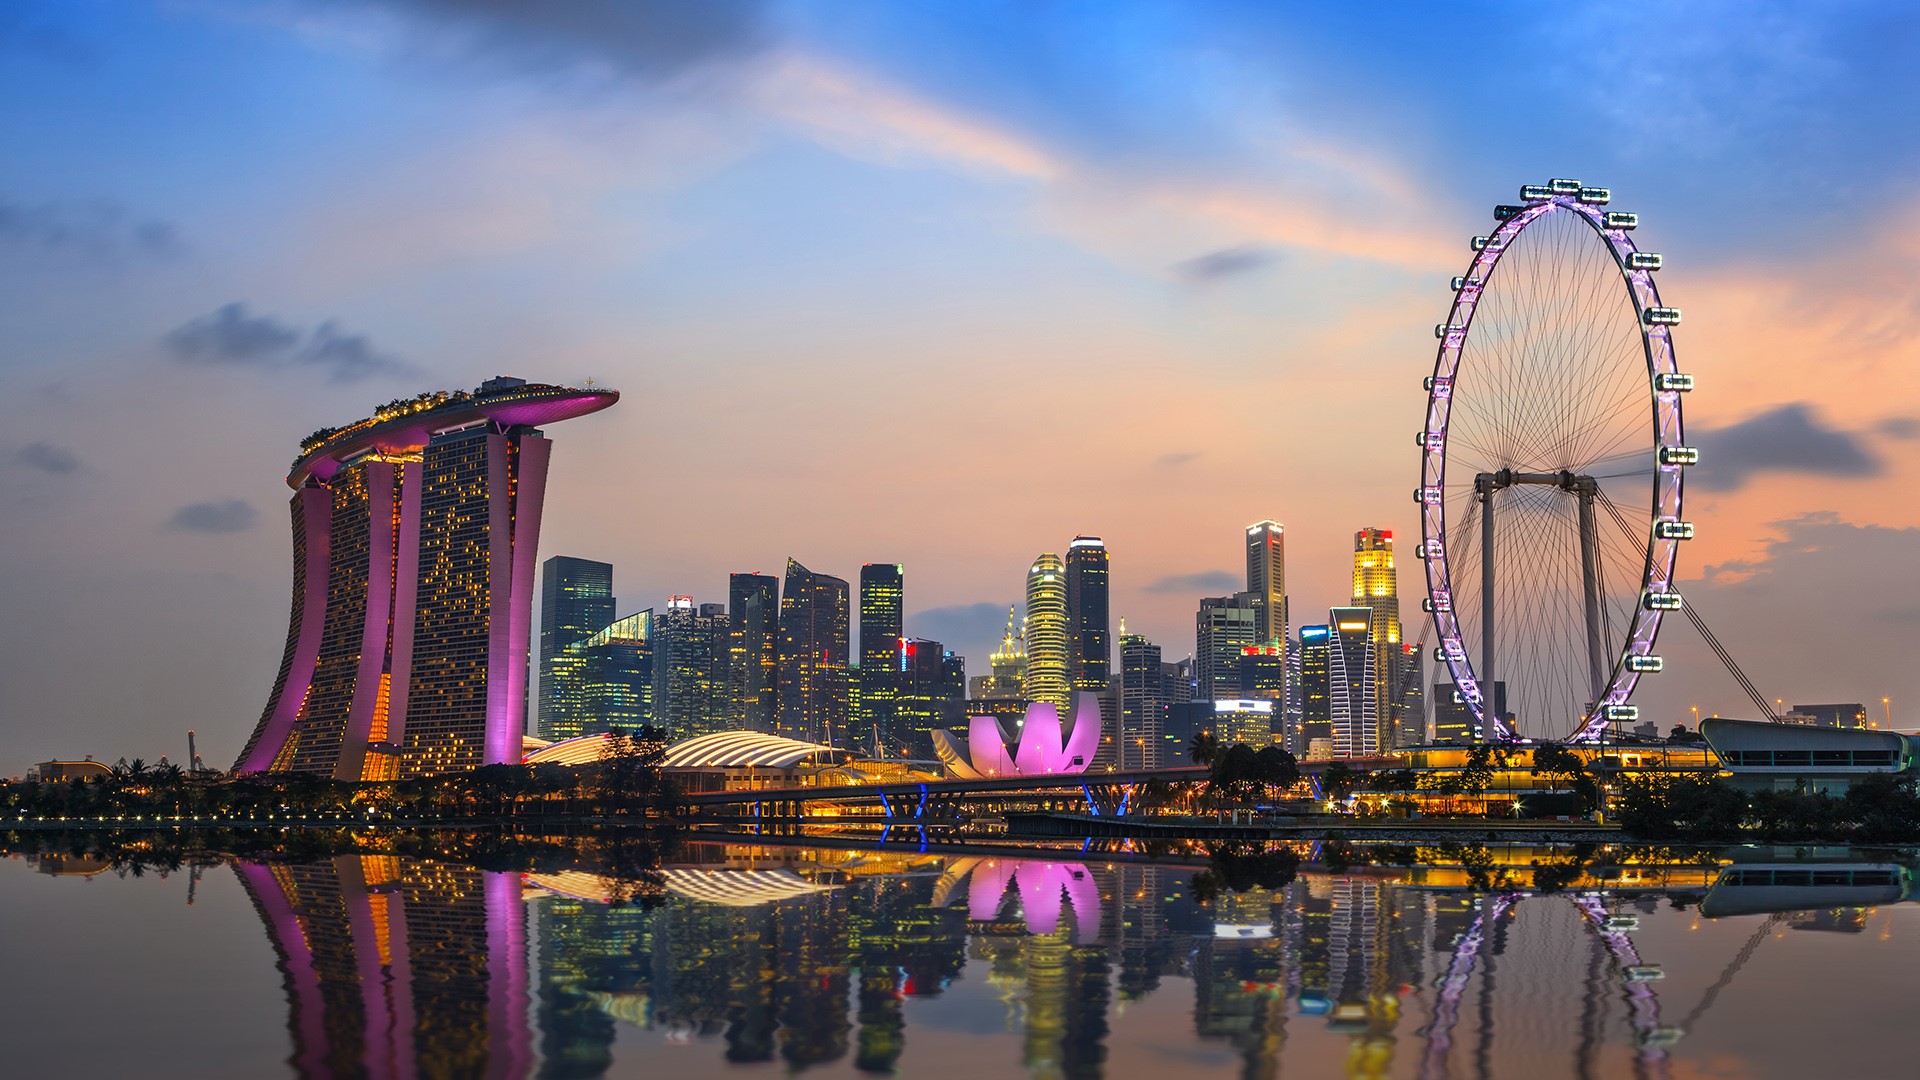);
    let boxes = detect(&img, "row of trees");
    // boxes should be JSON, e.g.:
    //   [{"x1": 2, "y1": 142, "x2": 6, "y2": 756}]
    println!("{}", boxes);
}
[
  {"x1": 1617, "y1": 771, "x2": 1920, "y2": 842},
  {"x1": 4, "y1": 737, "x2": 679, "y2": 822}
]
